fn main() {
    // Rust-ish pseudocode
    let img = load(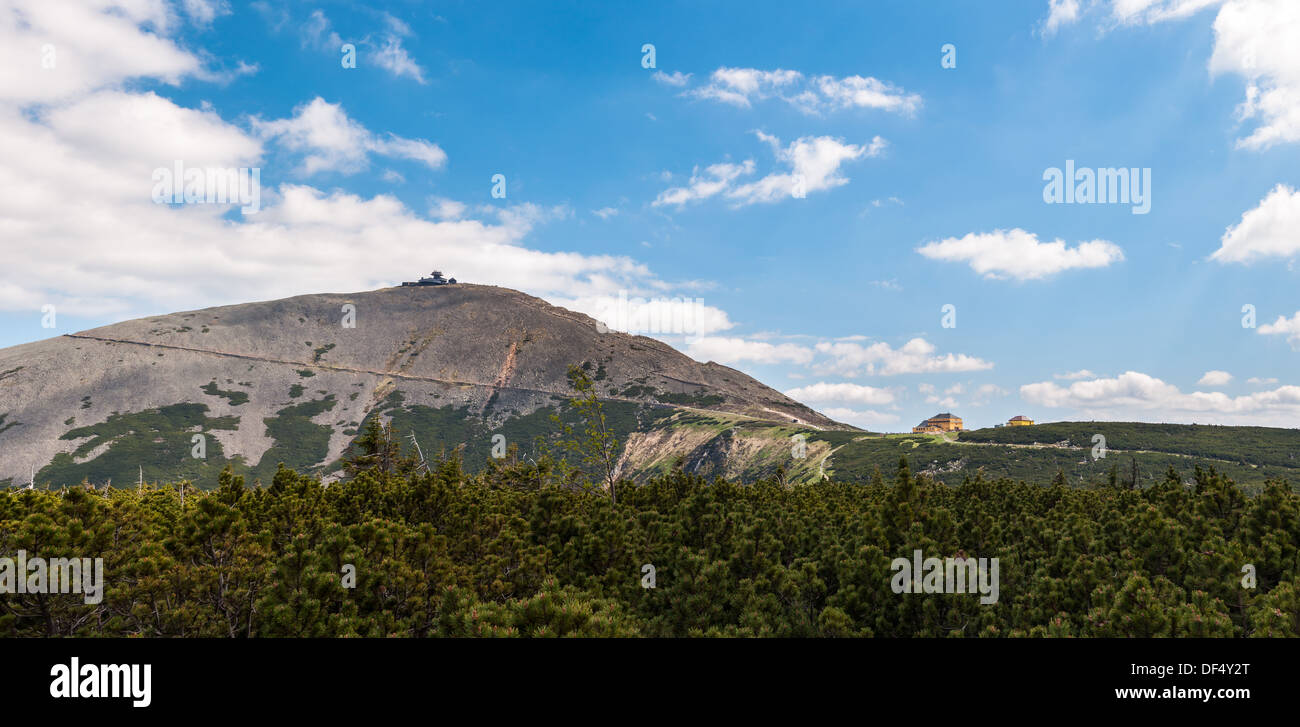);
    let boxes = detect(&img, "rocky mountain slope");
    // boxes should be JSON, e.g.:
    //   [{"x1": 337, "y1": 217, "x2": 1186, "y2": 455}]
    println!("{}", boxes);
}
[{"x1": 0, "y1": 284, "x2": 853, "y2": 488}]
